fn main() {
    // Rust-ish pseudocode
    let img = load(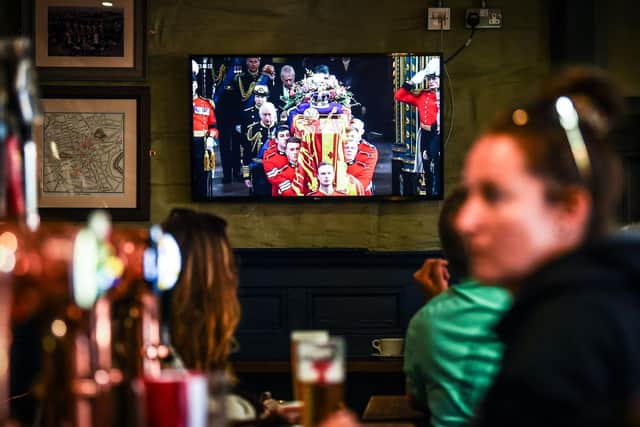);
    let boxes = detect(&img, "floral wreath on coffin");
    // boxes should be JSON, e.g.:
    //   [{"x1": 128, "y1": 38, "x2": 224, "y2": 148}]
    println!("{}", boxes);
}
[{"x1": 282, "y1": 71, "x2": 359, "y2": 116}]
